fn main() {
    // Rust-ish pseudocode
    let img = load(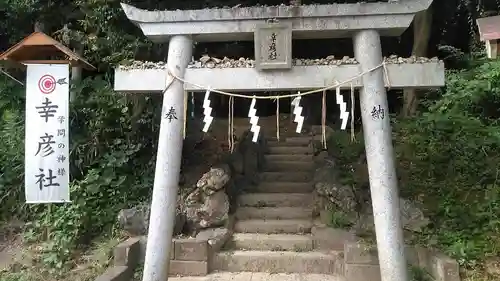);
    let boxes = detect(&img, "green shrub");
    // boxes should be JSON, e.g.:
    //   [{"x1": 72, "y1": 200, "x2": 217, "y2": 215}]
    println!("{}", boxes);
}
[
  {"x1": 0, "y1": 75, "x2": 160, "y2": 269},
  {"x1": 329, "y1": 58, "x2": 500, "y2": 267}
]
